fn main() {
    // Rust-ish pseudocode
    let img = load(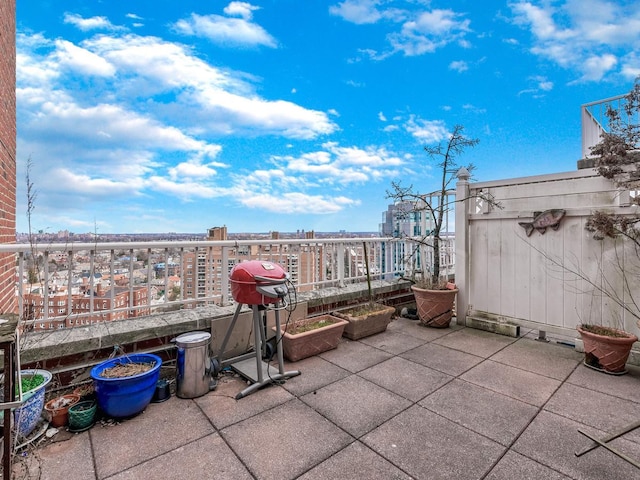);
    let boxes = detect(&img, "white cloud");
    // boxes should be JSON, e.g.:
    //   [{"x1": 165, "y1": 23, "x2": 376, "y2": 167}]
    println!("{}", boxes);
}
[
  {"x1": 462, "y1": 104, "x2": 486, "y2": 114},
  {"x1": 409, "y1": 9, "x2": 471, "y2": 36},
  {"x1": 16, "y1": 26, "x2": 347, "y2": 219},
  {"x1": 537, "y1": 79, "x2": 553, "y2": 91},
  {"x1": 404, "y1": 117, "x2": 448, "y2": 143},
  {"x1": 449, "y1": 60, "x2": 469, "y2": 72},
  {"x1": 331, "y1": 3, "x2": 471, "y2": 57},
  {"x1": 517, "y1": 75, "x2": 554, "y2": 96},
  {"x1": 54, "y1": 40, "x2": 116, "y2": 77},
  {"x1": 80, "y1": 34, "x2": 336, "y2": 138},
  {"x1": 329, "y1": 0, "x2": 383, "y2": 25},
  {"x1": 33, "y1": 100, "x2": 221, "y2": 154},
  {"x1": 239, "y1": 191, "x2": 358, "y2": 214},
  {"x1": 378, "y1": 111, "x2": 387, "y2": 121},
  {"x1": 168, "y1": 157, "x2": 227, "y2": 181},
  {"x1": 273, "y1": 142, "x2": 405, "y2": 187},
  {"x1": 390, "y1": 9, "x2": 471, "y2": 56},
  {"x1": 146, "y1": 176, "x2": 218, "y2": 200},
  {"x1": 173, "y1": 12, "x2": 277, "y2": 48},
  {"x1": 509, "y1": 0, "x2": 640, "y2": 81},
  {"x1": 621, "y1": 52, "x2": 640, "y2": 78},
  {"x1": 578, "y1": 53, "x2": 618, "y2": 82},
  {"x1": 63, "y1": 13, "x2": 120, "y2": 32},
  {"x1": 44, "y1": 169, "x2": 144, "y2": 198},
  {"x1": 224, "y1": 2, "x2": 260, "y2": 20}
]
